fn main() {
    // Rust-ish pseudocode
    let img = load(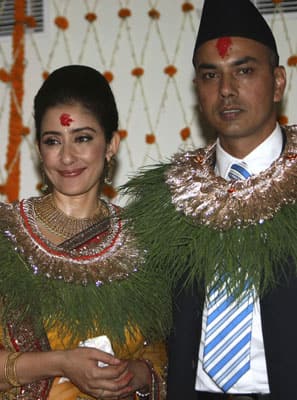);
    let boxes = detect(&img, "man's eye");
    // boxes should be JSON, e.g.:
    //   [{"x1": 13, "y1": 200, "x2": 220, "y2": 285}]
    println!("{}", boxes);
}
[
  {"x1": 202, "y1": 72, "x2": 217, "y2": 80},
  {"x1": 238, "y1": 67, "x2": 253, "y2": 75}
]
